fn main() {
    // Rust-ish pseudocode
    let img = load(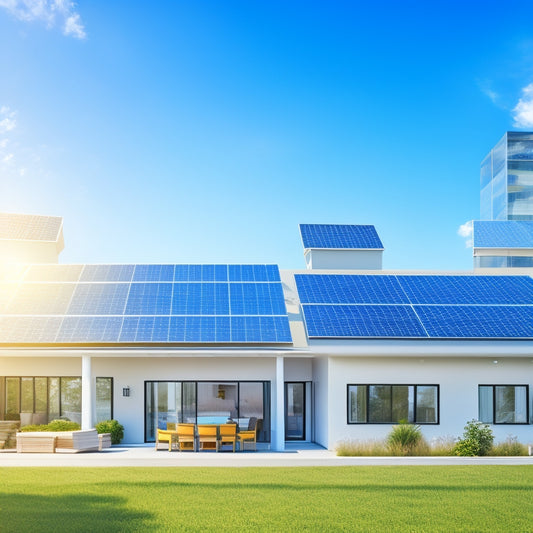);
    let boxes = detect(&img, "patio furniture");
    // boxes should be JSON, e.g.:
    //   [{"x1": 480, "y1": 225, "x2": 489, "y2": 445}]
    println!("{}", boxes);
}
[
  {"x1": 237, "y1": 417, "x2": 260, "y2": 451},
  {"x1": 155, "y1": 428, "x2": 174, "y2": 451},
  {"x1": 166, "y1": 422, "x2": 176, "y2": 431},
  {"x1": 174, "y1": 423, "x2": 196, "y2": 451},
  {"x1": 219, "y1": 423, "x2": 237, "y2": 452},
  {"x1": 197, "y1": 424, "x2": 219, "y2": 452},
  {"x1": 16, "y1": 429, "x2": 99, "y2": 453}
]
